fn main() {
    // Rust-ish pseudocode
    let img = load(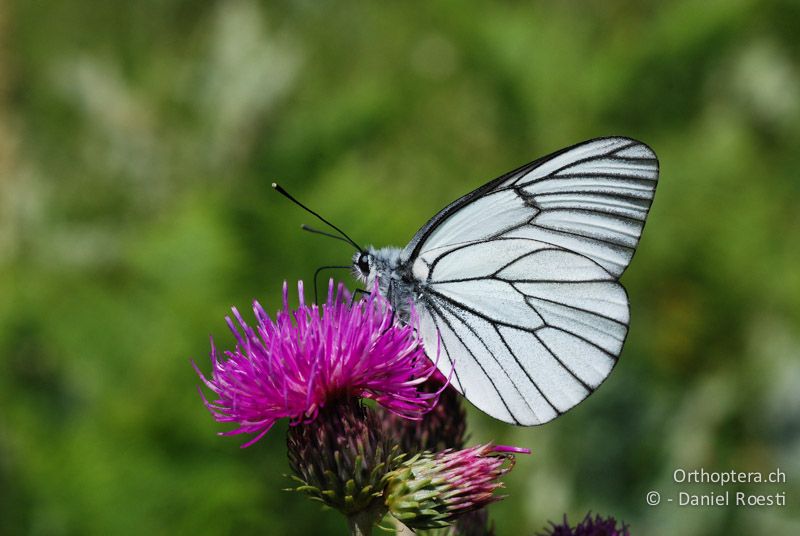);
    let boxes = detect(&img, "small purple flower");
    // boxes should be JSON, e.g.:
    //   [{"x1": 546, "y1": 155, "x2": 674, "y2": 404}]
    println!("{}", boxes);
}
[
  {"x1": 539, "y1": 513, "x2": 631, "y2": 536},
  {"x1": 194, "y1": 279, "x2": 442, "y2": 446}
]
